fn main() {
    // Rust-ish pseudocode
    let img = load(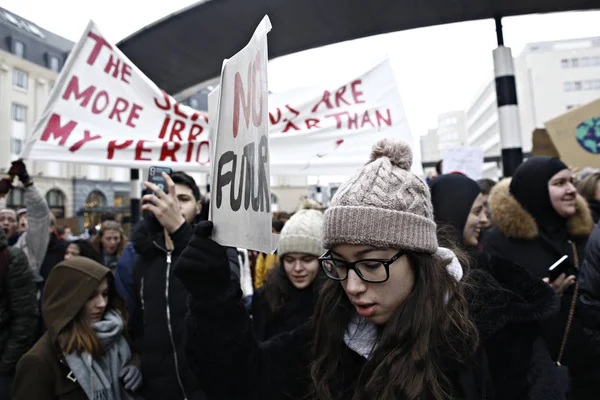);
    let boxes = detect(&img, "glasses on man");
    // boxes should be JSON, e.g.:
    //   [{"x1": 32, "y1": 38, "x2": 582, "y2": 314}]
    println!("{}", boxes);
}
[{"x1": 318, "y1": 251, "x2": 404, "y2": 283}]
